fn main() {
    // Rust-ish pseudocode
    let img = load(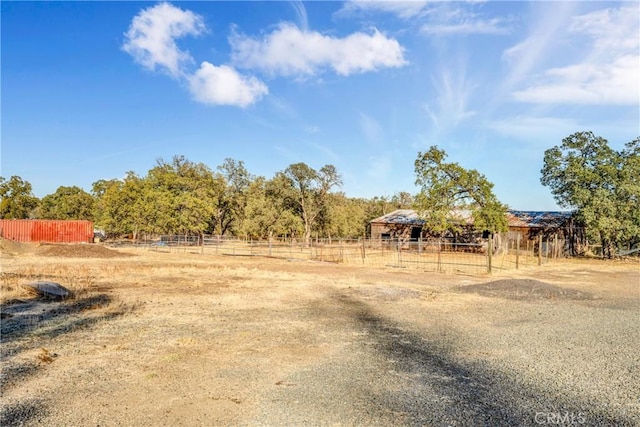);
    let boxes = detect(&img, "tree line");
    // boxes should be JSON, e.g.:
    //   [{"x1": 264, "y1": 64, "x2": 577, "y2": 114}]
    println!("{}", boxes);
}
[
  {"x1": 1, "y1": 132, "x2": 638, "y2": 255},
  {"x1": 0, "y1": 156, "x2": 413, "y2": 242}
]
